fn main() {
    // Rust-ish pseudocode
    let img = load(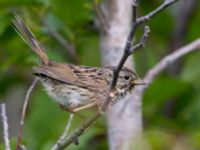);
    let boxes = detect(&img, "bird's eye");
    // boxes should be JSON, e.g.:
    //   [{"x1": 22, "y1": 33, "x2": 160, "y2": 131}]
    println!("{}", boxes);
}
[{"x1": 124, "y1": 75, "x2": 130, "y2": 80}]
